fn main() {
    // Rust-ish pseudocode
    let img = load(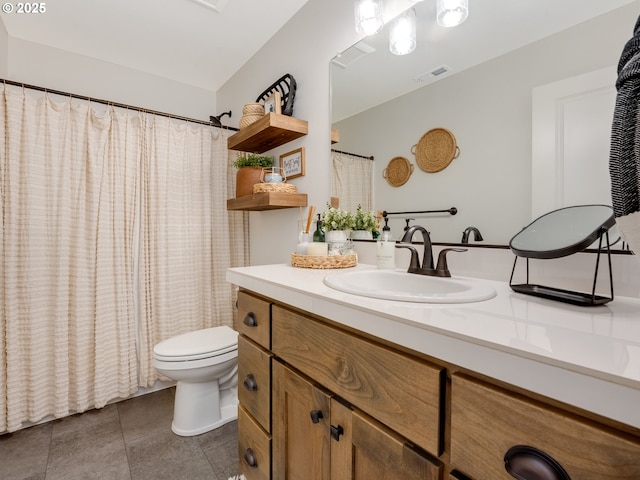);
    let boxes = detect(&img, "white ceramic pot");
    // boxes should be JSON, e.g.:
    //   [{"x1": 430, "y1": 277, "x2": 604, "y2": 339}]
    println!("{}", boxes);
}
[{"x1": 325, "y1": 230, "x2": 349, "y2": 243}]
